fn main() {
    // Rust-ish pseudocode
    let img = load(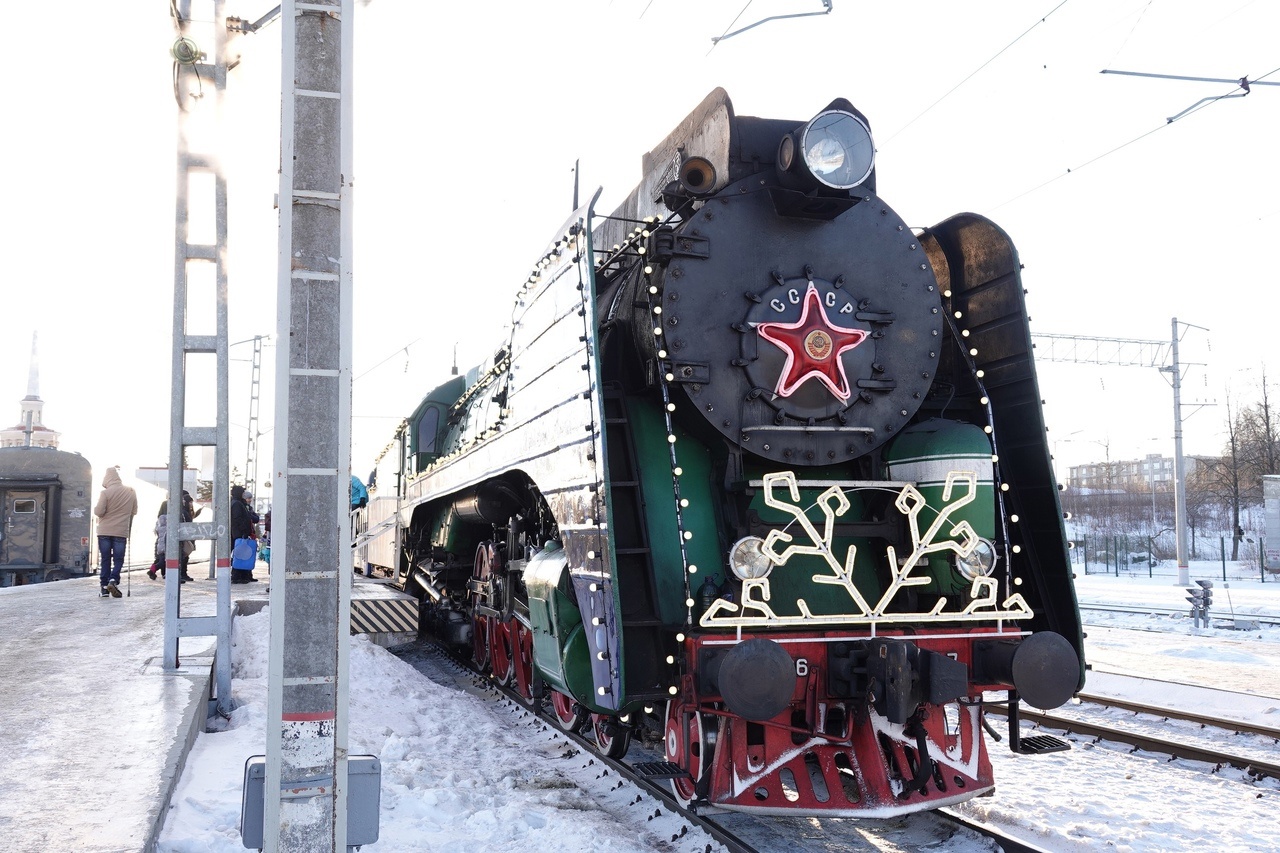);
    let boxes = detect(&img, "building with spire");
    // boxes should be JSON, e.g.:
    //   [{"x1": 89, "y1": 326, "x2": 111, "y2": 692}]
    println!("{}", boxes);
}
[{"x1": 1, "y1": 332, "x2": 60, "y2": 449}]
